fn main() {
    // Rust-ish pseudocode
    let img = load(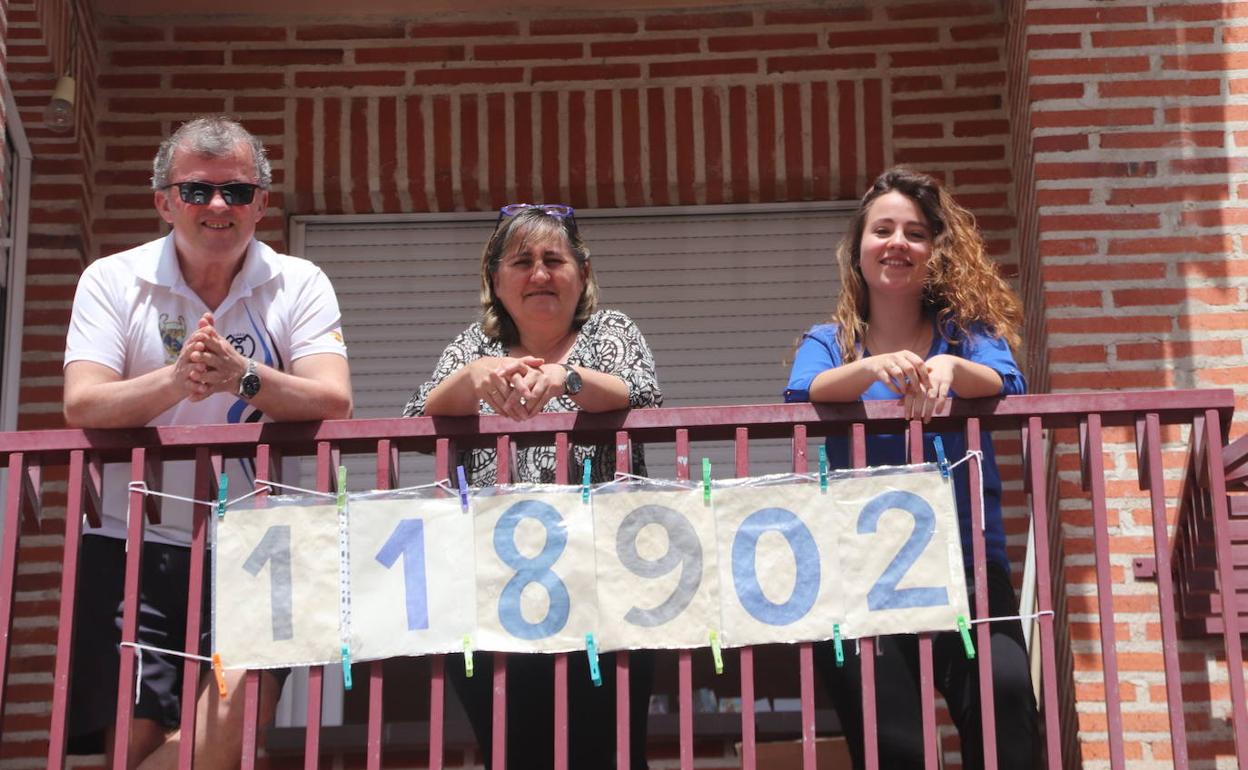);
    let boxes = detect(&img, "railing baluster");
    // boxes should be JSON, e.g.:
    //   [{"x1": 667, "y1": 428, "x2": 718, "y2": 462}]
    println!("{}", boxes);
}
[
  {"x1": 1198, "y1": 411, "x2": 1248, "y2": 766},
  {"x1": 965, "y1": 419, "x2": 997, "y2": 770},
  {"x1": 1081, "y1": 414, "x2": 1125, "y2": 770},
  {"x1": 615, "y1": 430, "x2": 632, "y2": 770},
  {"x1": 0, "y1": 452, "x2": 34, "y2": 745},
  {"x1": 239, "y1": 446, "x2": 268, "y2": 770},
  {"x1": 48, "y1": 452, "x2": 88, "y2": 768},
  {"x1": 114, "y1": 447, "x2": 154, "y2": 770},
  {"x1": 368, "y1": 439, "x2": 396, "y2": 770},
  {"x1": 735, "y1": 427, "x2": 756, "y2": 770},
  {"x1": 1023, "y1": 417, "x2": 1063, "y2": 769},
  {"x1": 433, "y1": 438, "x2": 453, "y2": 770},
  {"x1": 1138, "y1": 414, "x2": 1189, "y2": 767},
  {"x1": 553, "y1": 432, "x2": 570, "y2": 770},
  {"x1": 304, "y1": 441, "x2": 334, "y2": 770},
  {"x1": 908, "y1": 421, "x2": 938, "y2": 770},
  {"x1": 792, "y1": 425, "x2": 816, "y2": 770},
  {"x1": 674, "y1": 428, "x2": 694, "y2": 770},
  {"x1": 183, "y1": 448, "x2": 221, "y2": 770},
  {"x1": 851, "y1": 422, "x2": 879, "y2": 770},
  {"x1": 492, "y1": 434, "x2": 510, "y2": 770}
]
